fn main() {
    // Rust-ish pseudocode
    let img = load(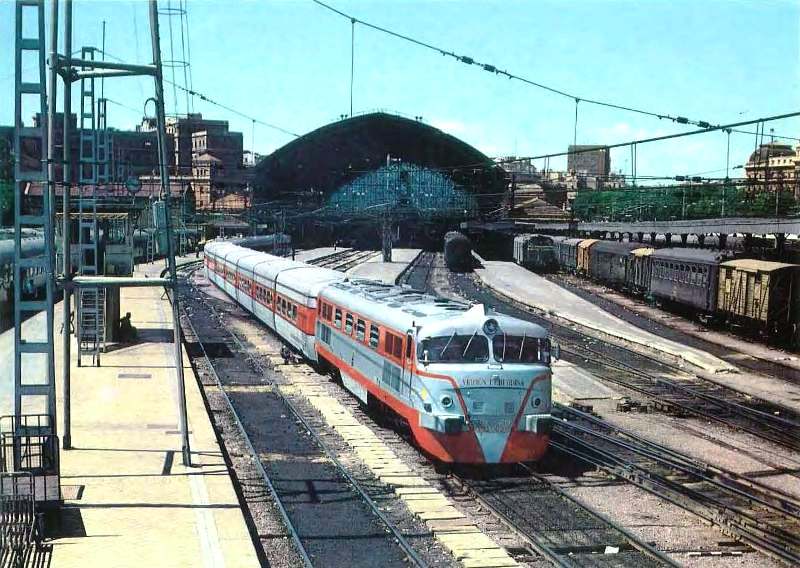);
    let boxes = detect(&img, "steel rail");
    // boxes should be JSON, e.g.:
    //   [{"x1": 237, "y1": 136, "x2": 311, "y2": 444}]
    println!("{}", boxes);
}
[
  {"x1": 456, "y1": 271, "x2": 800, "y2": 452},
  {"x1": 455, "y1": 470, "x2": 678, "y2": 568},
  {"x1": 556, "y1": 405, "x2": 800, "y2": 514},
  {"x1": 574, "y1": 340, "x2": 800, "y2": 431},
  {"x1": 179, "y1": 299, "x2": 314, "y2": 568},
  {"x1": 552, "y1": 419, "x2": 800, "y2": 566},
  {"x1": 555, "y1": 413, "x2": 800, "y2": 522},
  {"x1": 559, "y1": 343, "x2": 800, "y2": 452},
  {"x1": 178, "y1": 263, "x2": 429, "y2": 568}
]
